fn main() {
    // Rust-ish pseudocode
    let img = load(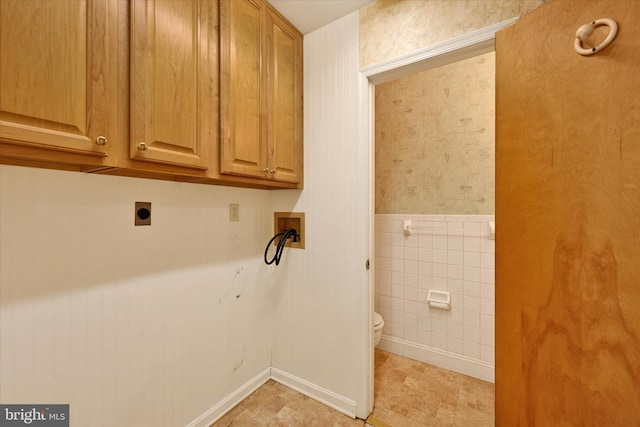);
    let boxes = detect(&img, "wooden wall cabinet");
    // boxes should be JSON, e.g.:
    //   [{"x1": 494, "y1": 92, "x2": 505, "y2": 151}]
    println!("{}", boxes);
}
[
  {"x1": 220, "y1": 0, "x2": 303, "y2": 185},
  {"x1": 0, "y1": 0, "x2": 118, "y2": 171},
  {"x1": 128, "y1": 0, "x2": 217, "y2": 173},
  {"x1": 1, "y1": 0, "x2": 303, "y2": 189}
]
